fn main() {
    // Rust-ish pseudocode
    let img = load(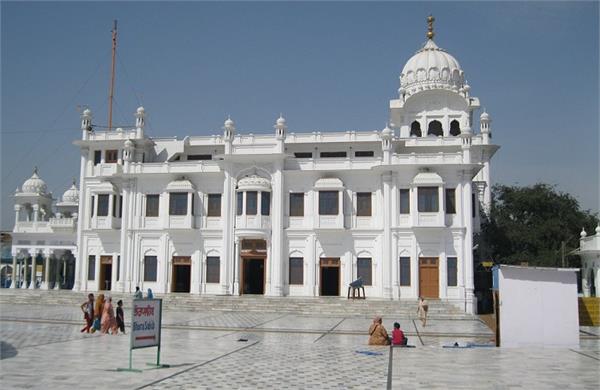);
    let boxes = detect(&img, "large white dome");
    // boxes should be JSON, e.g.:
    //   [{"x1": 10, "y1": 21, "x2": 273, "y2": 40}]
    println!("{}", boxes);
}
[
  {"x1": 21, "y1": 168, "x2": 47, "y2": 194},
  {"x1": 399, "y1": 39, "x2": 465, "y2": 97},
  {"x1": 61, "y1": 182, "x2": 79, "y2": 204}
]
